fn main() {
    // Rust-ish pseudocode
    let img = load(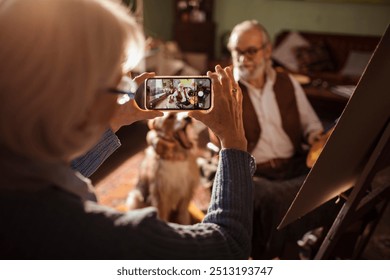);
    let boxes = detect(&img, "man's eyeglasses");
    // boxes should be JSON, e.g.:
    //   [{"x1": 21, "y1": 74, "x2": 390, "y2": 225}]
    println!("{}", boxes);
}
[
  {"x1": 231, "y1": 43, "x2": 268, "y2": 58},
  {"x1": 107, "y1": 75, "x2": 138, "y2": 105}
]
